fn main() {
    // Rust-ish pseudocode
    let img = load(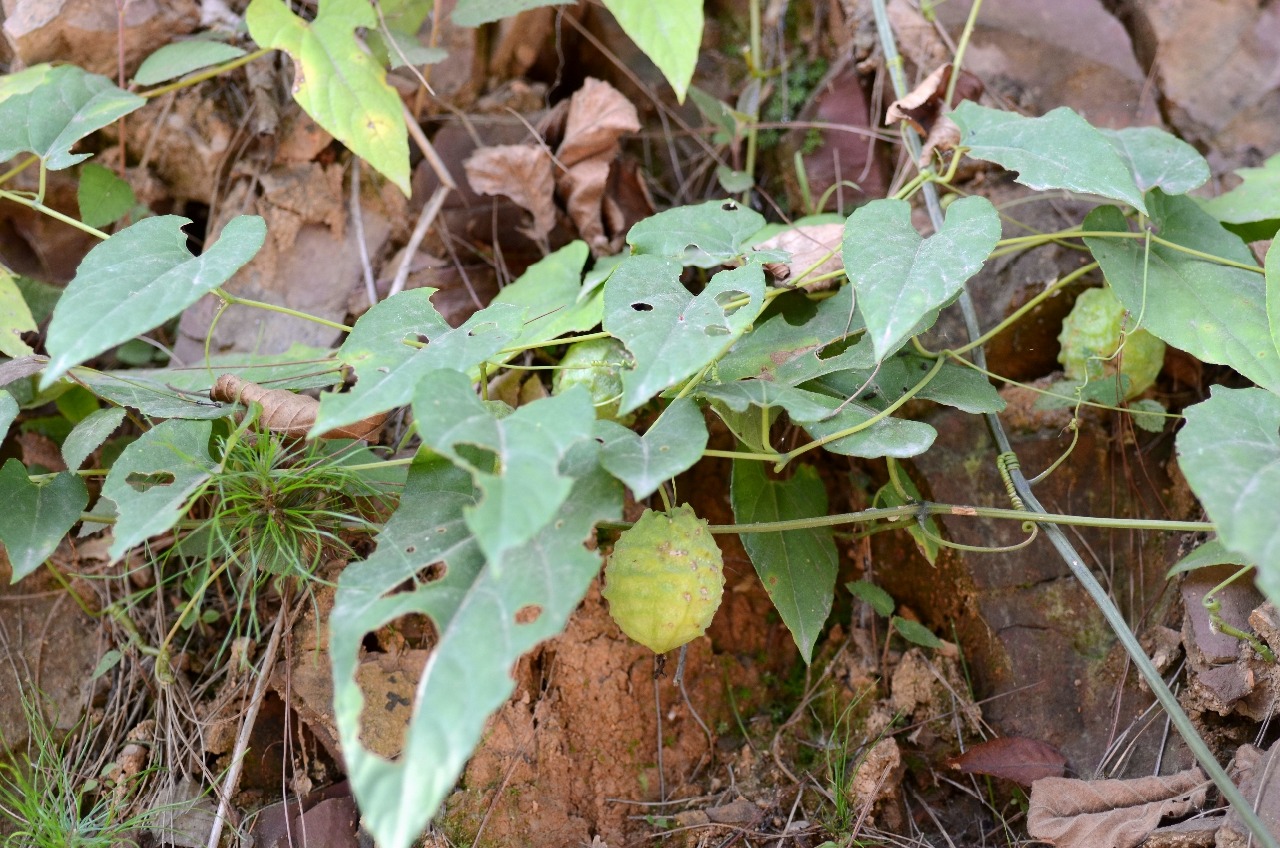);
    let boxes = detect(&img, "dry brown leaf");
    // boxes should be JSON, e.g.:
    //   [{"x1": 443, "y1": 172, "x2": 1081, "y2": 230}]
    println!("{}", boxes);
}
[
  {"x1": 561, "y1": 158, "x2": 611, "y2": 253},
  {"x1": 463, "y1": 144, "x2": 557, "y2": 242},
  {"x1": 885, "y1": 63, "x2": 984, "y2": 135},
  {"x1": 555, "y1": 78, "x2": 640, "y2": 255},
  {"x1": 1027, "y1": 768, "x2": 1208, "y2": 848},
  {"x1": 751, "y1": 223, "x2": 845, "y2": 289},
  {"x1": 556, "y1": 77, "x2": 640, "y2": 170},
  {"x1": 211, "y1": 374, "x2": 386, "y2": 441},
  {"x1": 946, "y1": 736, "x2": 1066, "y2": 787}
]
